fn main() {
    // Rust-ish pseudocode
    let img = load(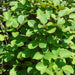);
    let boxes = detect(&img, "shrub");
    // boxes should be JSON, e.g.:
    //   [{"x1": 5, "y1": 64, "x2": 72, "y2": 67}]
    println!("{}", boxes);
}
[{"x1": 0, "y1": 0, "x2": 75, "y2": 75}]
